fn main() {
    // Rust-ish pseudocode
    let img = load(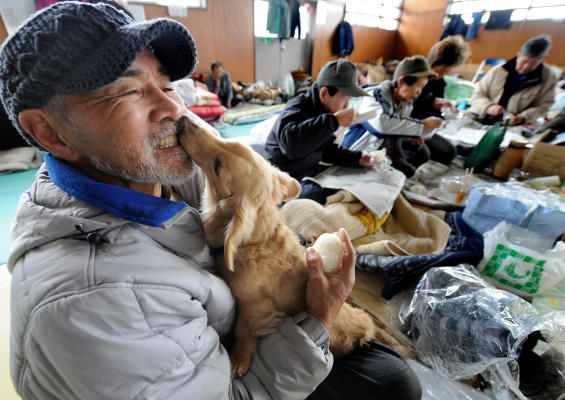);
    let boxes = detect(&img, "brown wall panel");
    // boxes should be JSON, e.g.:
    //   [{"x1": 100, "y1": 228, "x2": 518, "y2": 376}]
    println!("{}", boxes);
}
[
  {"x1": 465, "y1": 21, "x2": 565, "y2": 66},
  {"x1": 394, "y1": 0, "x2": 448, "y2": 60},
  {"x1": 395, "y1": 0, "x2": 565, "y2": 66},
  {"x1": 311, "y1": 3, "x2": 398, "y2": 80},
  {"x1": 0, "y1": 14, "x2": 8, "y2": 44},
  {"x1": 144, "y1": 0, "x2": 254, "y2": 82}
]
